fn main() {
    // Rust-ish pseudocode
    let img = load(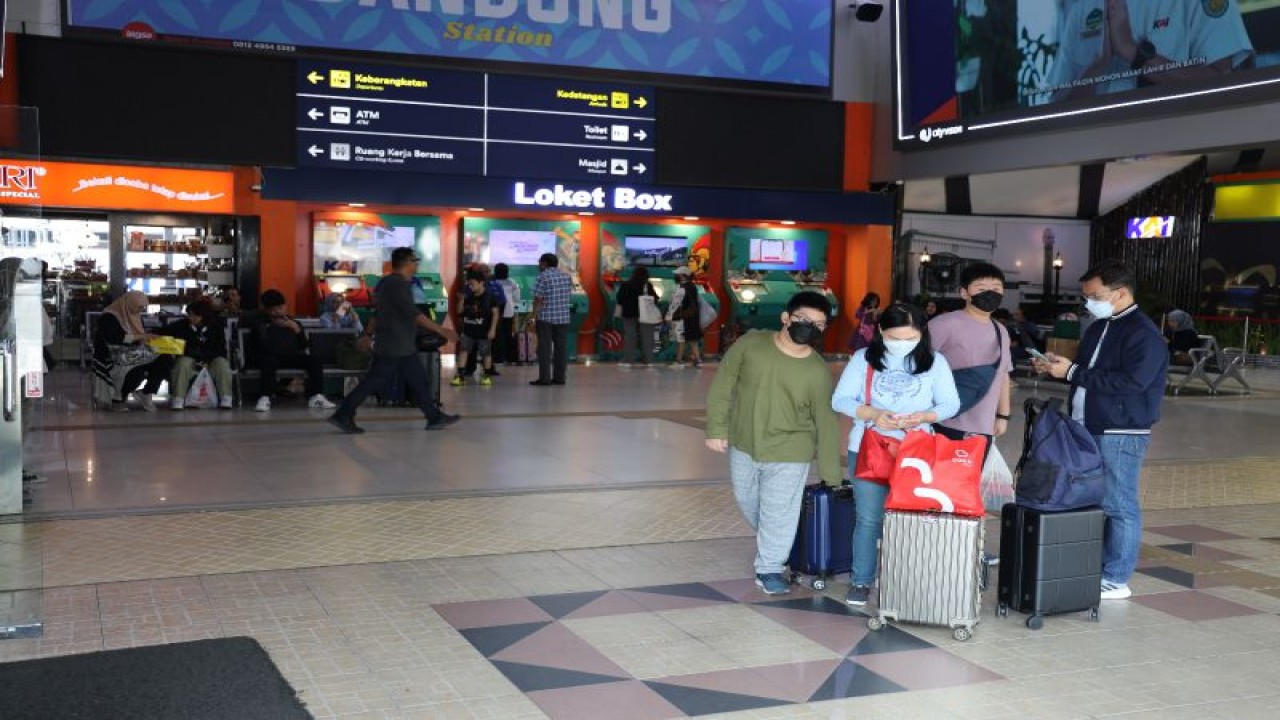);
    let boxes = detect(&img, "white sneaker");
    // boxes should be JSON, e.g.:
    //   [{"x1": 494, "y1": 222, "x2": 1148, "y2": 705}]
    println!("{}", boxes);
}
[
  {"x1": 133, "y1": 392, "x2": 157, "y2": 412},
  {"x1": 170, "y1": 398, "x2": 185, "y2": 411},
  {"x1": 255, "y1": 396, "x2": 271, "y2": 412},
  {"x1": 1100, "y1": 580, "x2": 1132, "y2": 600},
  {"x1": 219, "y1": 396, "x2": 234, "y2": 409},
  {"x1": 308, "y1": 393, "x2": 336, "y2": 409}
]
